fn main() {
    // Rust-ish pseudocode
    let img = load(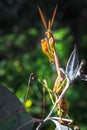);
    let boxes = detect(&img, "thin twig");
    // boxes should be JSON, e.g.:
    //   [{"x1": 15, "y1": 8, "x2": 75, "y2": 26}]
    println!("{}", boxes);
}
[
  {"x1": 44, "y1": 77, "x2": 70, "y2": 122},
  {"x1": 36, "y1": 78, "x2": 70, "y2": 130},
  {"x1": 20, "y1": 73, "x2": 34, "y2": 109},
  {"x1": 24, "y1": 73, "x2": 32, "y2": 104},
  {"x1": 50, "y1": 117, "x2": 73, "y2": 124}
]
